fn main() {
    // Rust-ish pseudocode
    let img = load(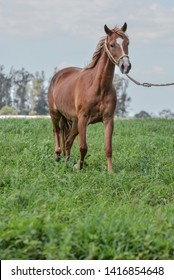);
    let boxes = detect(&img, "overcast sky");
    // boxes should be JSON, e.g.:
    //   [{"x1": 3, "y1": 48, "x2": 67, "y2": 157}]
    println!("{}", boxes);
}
[{"x1": 1, "y1": 0, "x2": 174, "y2": 115}]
